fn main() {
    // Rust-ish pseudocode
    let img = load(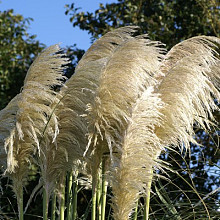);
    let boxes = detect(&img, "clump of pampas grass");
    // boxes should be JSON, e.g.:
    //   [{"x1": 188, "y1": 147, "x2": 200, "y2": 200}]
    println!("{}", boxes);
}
[
  {"x1": 110, "y1": 36, "x2": 220, "y2": 220},
  {"x1": 0, "y1": 26, "x2": 219, "y2": 220},
  {"x1": 37, "y1": 27, "x2": 142, "y2": 218},
  {"x1": 54, "y1": 27, "x2": 139, "y2": 178},
  {"x1": 86, "y1": 33, "x2": 165, "y2": 191}
]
